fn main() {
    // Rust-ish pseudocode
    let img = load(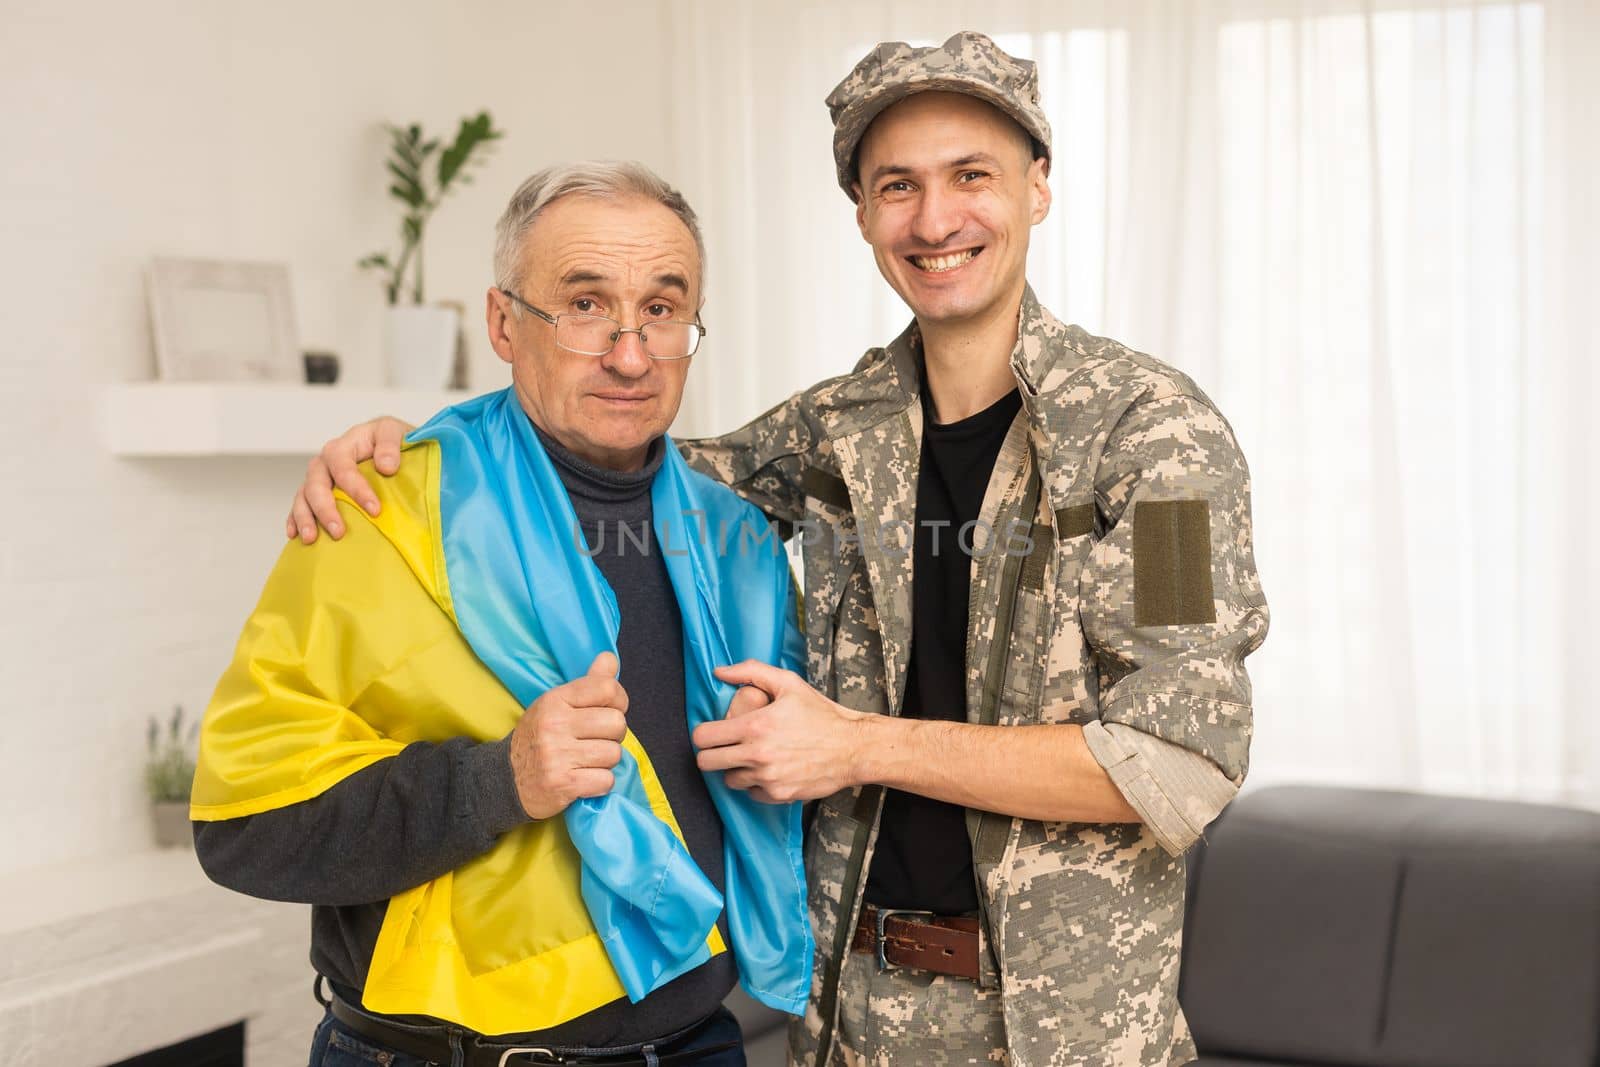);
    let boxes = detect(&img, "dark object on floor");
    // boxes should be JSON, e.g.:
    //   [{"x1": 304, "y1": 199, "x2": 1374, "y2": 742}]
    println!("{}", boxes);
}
[{"x1": 1181, "y1": 784, "x2": 1600, "y2": 1067}]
